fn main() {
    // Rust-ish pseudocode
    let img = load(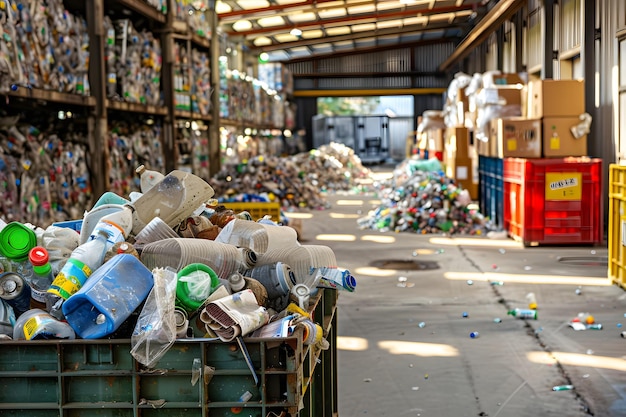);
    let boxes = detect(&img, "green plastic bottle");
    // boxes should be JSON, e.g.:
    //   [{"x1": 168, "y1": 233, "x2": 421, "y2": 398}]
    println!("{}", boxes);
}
[{"x1": 507, "y1": 308, "x2": 538, "y2": 320}]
